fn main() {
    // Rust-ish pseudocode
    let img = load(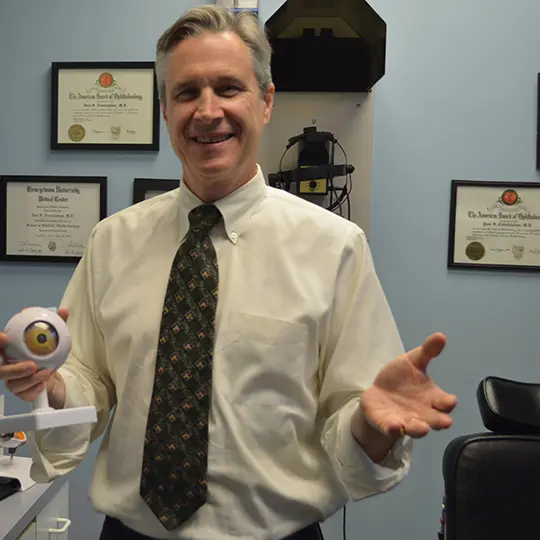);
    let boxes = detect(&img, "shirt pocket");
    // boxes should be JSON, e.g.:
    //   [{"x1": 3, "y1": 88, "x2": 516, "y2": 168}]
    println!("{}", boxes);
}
[{"x1": 217, "y1": 311, "x2": 309, "y2": 408}]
